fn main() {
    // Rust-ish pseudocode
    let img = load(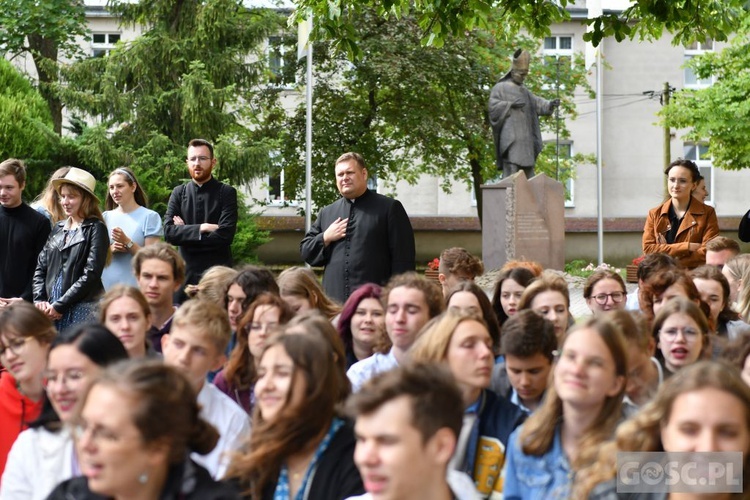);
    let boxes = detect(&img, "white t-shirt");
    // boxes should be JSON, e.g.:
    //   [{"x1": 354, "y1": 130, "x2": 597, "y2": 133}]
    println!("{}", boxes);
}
[{"x1": 192, "y1": 382, "x2": 251, "y2": 479}]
